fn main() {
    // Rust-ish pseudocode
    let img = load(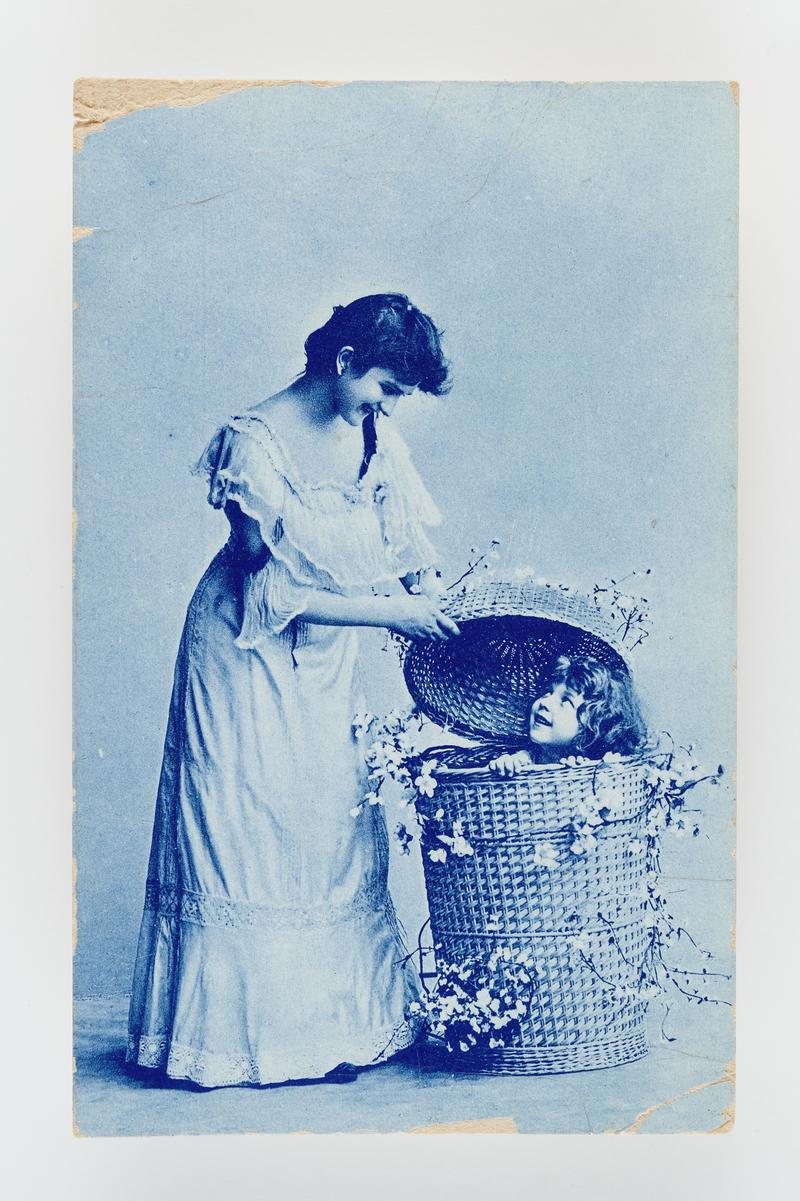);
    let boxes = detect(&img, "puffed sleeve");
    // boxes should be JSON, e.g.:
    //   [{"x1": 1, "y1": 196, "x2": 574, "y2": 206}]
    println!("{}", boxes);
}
[
  {"x1": 198, "y1": 423, "x2": 285, "y2": 543},
  {"x1": 196, "y1": 424, "x2": 312, "y2": 643},
  {"x1": 238, "y1": 556, "x2": 310, "y2": 644}
]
